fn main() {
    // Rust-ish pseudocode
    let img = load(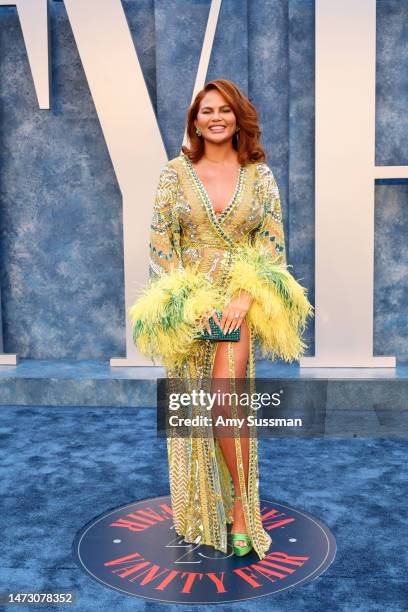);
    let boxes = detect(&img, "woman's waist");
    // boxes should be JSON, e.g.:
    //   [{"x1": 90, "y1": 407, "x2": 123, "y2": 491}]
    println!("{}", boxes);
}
[
  {"x1": 180, "y1": 239, "x2": 250, "y2": 254},
  {"x1": 181, "y1": 242, "x2": 231, "y2": 252},
  {"x1": 180, "y1": 245, "x2": 235, "y2": 287}
]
